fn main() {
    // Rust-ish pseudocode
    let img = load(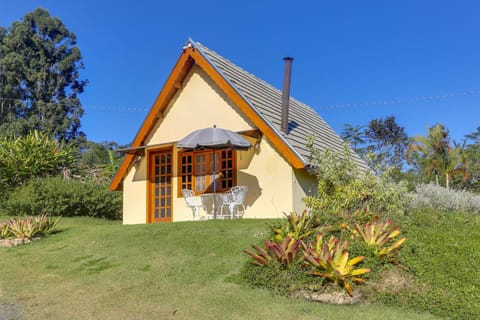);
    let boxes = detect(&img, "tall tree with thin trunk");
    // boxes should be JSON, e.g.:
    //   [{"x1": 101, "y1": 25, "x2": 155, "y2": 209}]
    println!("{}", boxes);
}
[
  {"x1": 0, "y1": 8, "x2": 87, "y2": 143},
  {"x1": 408, "y1": 124, "x2": 467, "y2": 188}
]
